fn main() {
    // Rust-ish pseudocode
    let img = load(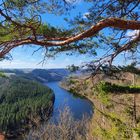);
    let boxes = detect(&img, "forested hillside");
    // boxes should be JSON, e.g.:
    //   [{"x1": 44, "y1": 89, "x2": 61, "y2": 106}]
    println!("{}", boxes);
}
[
  {"x1": 0, "y1": 69, "x2": 69, "y2": 82},
  {"x1": 0, "y1": 76, "x2": 54, "y2": 137}
]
